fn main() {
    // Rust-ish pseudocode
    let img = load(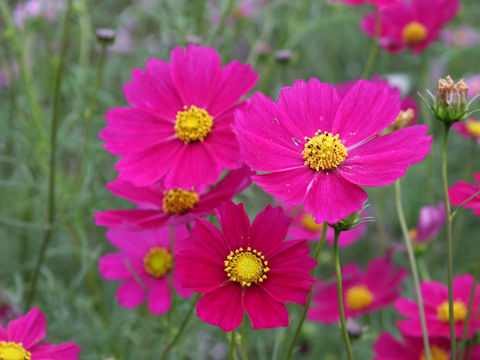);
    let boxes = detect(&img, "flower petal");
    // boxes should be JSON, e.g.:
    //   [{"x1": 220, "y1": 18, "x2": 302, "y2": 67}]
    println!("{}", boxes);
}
[
  {"x1": 116, "y1": 278, "x2": 147, "y2": 309},
  {"x1": 146, "y1": 278, "x2": 171, "y2": 315},
  {"x1": 30, "y1": 341, "x2": 81, "y2": 360},
  {"x1": 7, "y1": 308, "x2": 46, "y2": 348},
  {"x1": 243, "y1": 286, "x2": 289, "y2": 329},
  {"x1": 215, "y1": 202, "x2": 251, "y2": 251}
]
